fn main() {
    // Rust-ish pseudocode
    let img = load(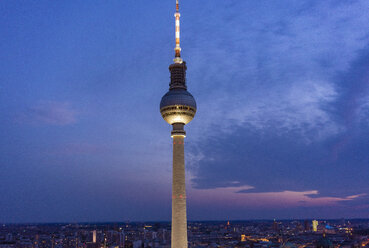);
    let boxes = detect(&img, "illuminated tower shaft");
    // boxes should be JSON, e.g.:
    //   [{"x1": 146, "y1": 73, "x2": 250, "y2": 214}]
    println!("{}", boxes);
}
[
  {"x1": 172, "y1": 131, "x2": 187, "y2": 248},
  {"x1": 92, "y1": 230, "x2": 96, "y2": 243}
]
